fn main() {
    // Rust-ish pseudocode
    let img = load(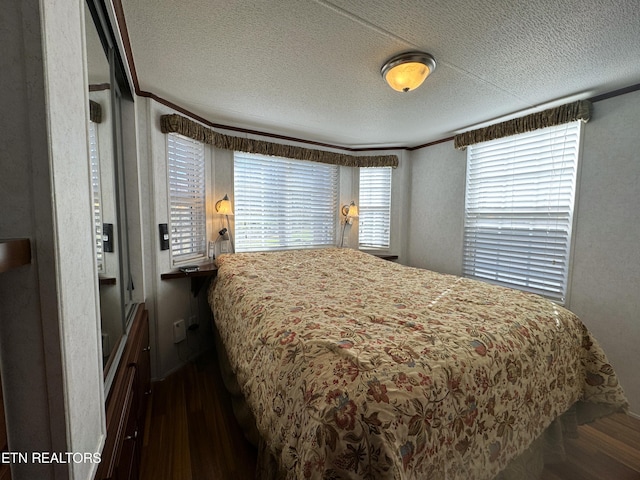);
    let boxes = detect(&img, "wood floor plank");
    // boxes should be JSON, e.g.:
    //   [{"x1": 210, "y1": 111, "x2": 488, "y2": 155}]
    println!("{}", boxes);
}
[
  {"x1": 140, "y1": 348, "x2": 256, "y2": 480},
  {"x1": 610, "y1": 413, "x2": 640, "y2": 430},
  {"x1": 140, "y1": 413, "x2": 168, "y2": 480},
  {"x1": 187, "y1": 409, "x2": 223, "y2": 480},
  {"x1": 578, "y1": 424, "x2": 640, "y2": 472},
  {"x1": 594, "y1": 414, "x2": 640, "y2": 448},
  {"x1": 543, "y1": 460, "x2": 600, "y2": 480},
  {"x1": 539, "y1": 469, "x2": 568, "y2": 480},
  {"x1": 565, "y1": 435, "x2": 640, "y2": 480}
]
